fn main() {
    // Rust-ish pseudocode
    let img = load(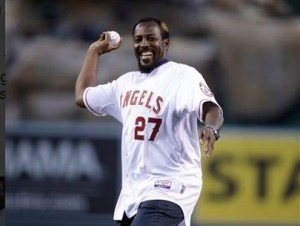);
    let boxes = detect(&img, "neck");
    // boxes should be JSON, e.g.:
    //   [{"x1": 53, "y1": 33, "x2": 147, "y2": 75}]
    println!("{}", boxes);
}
[{"x1": 140, "y1": 58, "x2": 169, "y2": 73}]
